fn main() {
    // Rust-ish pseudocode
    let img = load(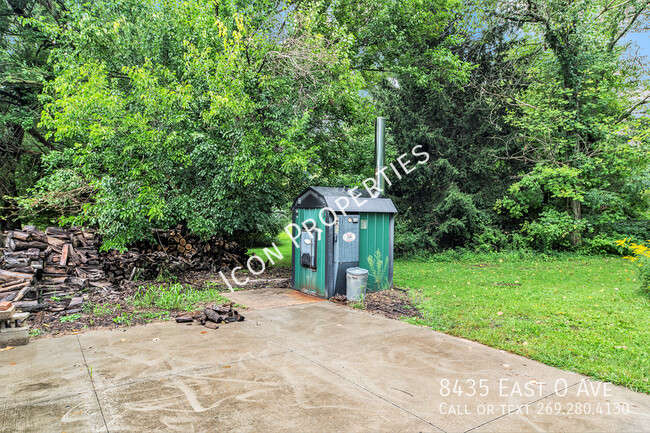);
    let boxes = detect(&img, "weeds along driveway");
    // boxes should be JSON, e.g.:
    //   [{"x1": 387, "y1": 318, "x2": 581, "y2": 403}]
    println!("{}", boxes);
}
[{"x1": 1, "y1": 297, "x2": 649, "y2": 433}]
